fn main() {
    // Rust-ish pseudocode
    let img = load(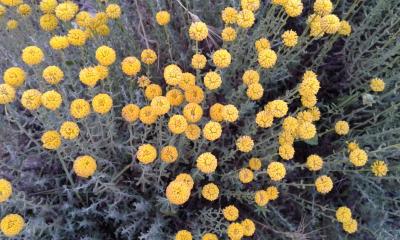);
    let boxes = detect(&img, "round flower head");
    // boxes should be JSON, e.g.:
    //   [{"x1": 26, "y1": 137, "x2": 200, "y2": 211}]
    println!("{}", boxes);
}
[
  {"x1": 137, "y1": 144, "x2": 157, "y2": 164},
  {"x1": 39, "y1": 14, "x2": 58, "y2": 31},
  {"x1": 189, "y1": 21, "x2": 208, "y2": 41},
  {"x1": 249, "y1": 157, "x2": 262, "y2": 170},
  {"x1": 79, "y1": 67, "x2": 99, "y2": 87},
  {"x1": 0, "y1": 179, "x2": 12, "y2": 203},
  {"x1": 222, "y1": 104, "x2": 239, "y2": 122},
  {"x1": 67, "y1": 29, "x2": 87, "y2": 46},
  {"x1": 241, "y1": 218, "x2": 256, "y2": 236},
  {"x1": 95, "y1": 65, "x2": 109, "y2": 80},
  {"x1": 22, "y1": 46, "x2": 44, "y2": 65},
  {"x1": 313, "y1": 0, "x2": 333, "y2": 16},
  {"x1": 236, "y1": 9, "x2": 255, "y2": 28},
  {"x1": 151, "y1": 96, "x2": 170, "y2": 115},
  {"x1": 185, "y1": 124, "x2": 201, "y2": 141},
  {"x1": 371, "y1": 160, "x2": 388, "y2": 177},
  {"x1": 204, "y1": 71, "x2": 222, "y2": 90},
  {"x1": 349, "y1": 148, "x2": 368, "y2": 167},
  {"x1": 166, "y1": 89, "x2": 184, "y2": 106},
  {"x1": 239, "y1": 168, "x2": 254, "y2": 183},
  {"x1": 17, "y1": 4, "x2": 31, "y2": 16},
  {"x1": 59, "y1": 121, "x2": 80, "y2": 140},
  {"x1": 284, "y1": 0, "x2": 303, "y2": 17},
  {"x1": 175, "y1": 173, "x2": 194, "y2": 190},
  {"x1": 300, "y1": 94, "x2": 317, "y2": 108},
  {"x1": 370, "y1": 78, "x2": 385, "y2": 92},
  {"x1": 166, "y1": 180, "x2": 191, "y2": 205},
  {"x1": 282, "y1": 30, "x2": 298, "y2": 47},
  {"x1": 121, "y1": 56, "x2": 141, "y2": 76},
  {"x1": 41, "y1": 90, "x2": 62, "y2": 110},
  {"x1": 338, "y1": 20, "x2": 352, "y2": 36},
  {"x1": 138, "y1": 75, "x2": 151, "y2": 88},
  {"x1": 306, "y1": 154, "x2": 324, "y2": 171},
  {"x1": 139, "y1": 106, "x2": 158, "y2": 125},
  {"x1": 42, "y1": 66, "x2": 64, "y2": 85},
  {"x1": 282, "y1": 116, "x2": 299, "y2": 134},
  {"x1": 184, "y1": 85, "x2": 204, "y2": 104},
  {"x1": 70, "y1": 99, "x2": 91, "y2": 119},
  {"x1": 191, "y1": 53, "x2": 207, "y2": 69},
  {"x1": 175, "y1": 230, "x2": 192, "y2": 240},
  {"x1": 49, "y1": 36, "x2": 69, "y2": 50},
  {"x1": 6, "y1": 20, "x2": 18, "y2": 30},
  {"x1": 179, "y1": 72, "x2": 196, "y2": 90},
  {"x1": 336, "y1": 206, "x2": 352, "y2": 223},
  {"x1": 256, "y1": 110, "x2": 274, "y2": 128},
  {"x1": 160, "y1": 146, "x2": 179, "y2": 163},
  {"x1": 309, "y1": 14, "x2": 325, "y2": 38},
  {"x1": 265, "y1": 186, "x2": 279, "y2": 200},
  {"x1": 265, "y1": 100, "x2": 288, "y2": 118},
  {"x1": 141, "y1": 49, "x2": 157, "y2": 65},
  {"x1": 221, "y1": 27, "x2": 237, "y2": 42},
  {"x1": 1, "y1": 0, "x2": 22, "y2": 6},
  {"x1": 258, "y1": 49, "x2": 277, "y2": 68},
  {"x1": 255, "y1": 190, "x2": 269, "y2": 206},
  {"x1": 279, "y1": 131, "x2": 295, "y2": 146},
  {"x1": 122, "y1": 104, "x2": 140, "y2": 123},
  {"x1": 21, "y1": 89, "x2": 42, "y2": 110},
  {"x1": 203, "y1": 121, "x2": 222, "y2": 141},
  {"x1": 343, "y1": 219, "x2": 358, "y2": 234},
  {"x1": 202, "y1": 183, "x2": 219, "y2": 201},
  {"x1": 255, "y1": 38, "x2": 271, "y2": 52},
  {"x1": 227, "y1": 223, "x2": 244, "y2": 240},
  {"x1": 315, "y1": 175, "x2": 333, "y2": 194},
  {"x1": 95, "y1": 45, "x2": 116, "y2": 66},
  {"x1": 75, "y1": 11, "x2": 91, "y2": 27},
  {"x1": 242, "y1": 69, "x2": 260, "y2": 85},
  {"x1": 92, "y1": 93, "x2": 113, "y2": 114},
  {"x1": 247, "y1": 83, "x2": 264, "y2": 100},
  {"x1": 221, "y1": 7, "x2": 237, "y2": 24},
  {"x1": 297, "y1": 122, "x2": 317, "y2": 140},
  {"x1": 236, "y1": 136, "x2": 254, "y2": 152},
  {"x1": 279, "y1": 144, "x2": 295, "y2": 160},
  {"x1": 209, "y1": 103, "x2": 224, "y2": 122},
  {"x1": 164, "y1": 64, "x2": 183, "y2": 86},
  {"x1": 223, "y1": 205, "x2": 239, "y2": 221},
  {"x1": 40, "y1": 0, "x2": 58, "y2": 14},
  {"x1": 0, "y1": 214, "x2": 25, "y2": 237},
  {"x1": 196, "y1": 152, "x2": 218, "y2": 174},
  {"x1": 183, "y1": 103, "x2": 203, "y2": 123},
  {"x1": 322, "y1": 14, "x2": 340, "y2": 34},
  {"x1": 241, "y1": 0, "x2": 260, "y2": 11},
  {"x1": 106, "y1": 4, "x2": 121, "y2": 19},
  {"x1": 267, "y1": 161, "x2": 286, "y2": 181},
  {"x1": 202, "y1": 233, "x2": 218, "y2": 240},
  {"x1": 156, "y1": 10, "x2": 170, "y2": 25},
  {"x1": 168, "y1": 115, "x2": 188, "y2": 134},
  {"x1": 55, "y1": 1, "x2": 79, "y2": 21},
  {"x1": 73, "y1": 155, "x2": 97, "y2": 178},
  {"x1": 3, "y1": 67, "x2": 25, "y2": 88},
  {"x1": 212, "y1": 49, "x2": 231, "y2": 68},
  {"x1": 41, "y1": 130, "x2": 61, "y2": 150},
  {"x1": 335, "y1": 120, "x2": 349, "y2": 135}
]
